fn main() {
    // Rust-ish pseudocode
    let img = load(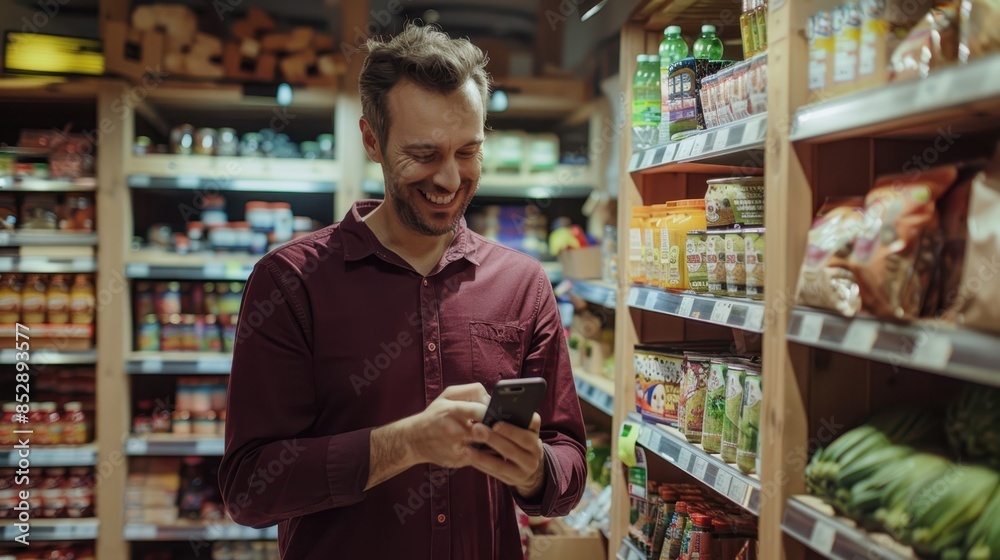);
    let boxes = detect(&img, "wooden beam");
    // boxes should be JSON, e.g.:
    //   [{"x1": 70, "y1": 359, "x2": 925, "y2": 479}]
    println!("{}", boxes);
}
[
  {"x1": 535, "y1": 0, "x2": 564, "y2": 75},
  {"x1": 335, "y1": 0, "x2": 369, "y2": 218},
  {"x1": 98, "y1": 0, "x2": 129, "y2": 39}
]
